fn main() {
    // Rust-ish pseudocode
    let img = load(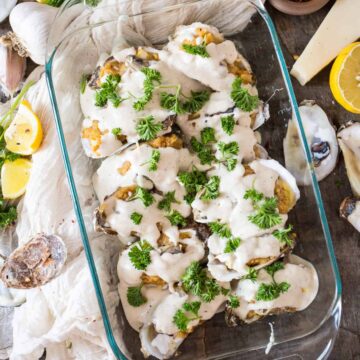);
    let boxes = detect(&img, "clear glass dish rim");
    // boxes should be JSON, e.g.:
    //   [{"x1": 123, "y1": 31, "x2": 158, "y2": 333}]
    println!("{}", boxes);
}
[{"x1": 44, "y1": 1, "x2": 342, "y2": 359}]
